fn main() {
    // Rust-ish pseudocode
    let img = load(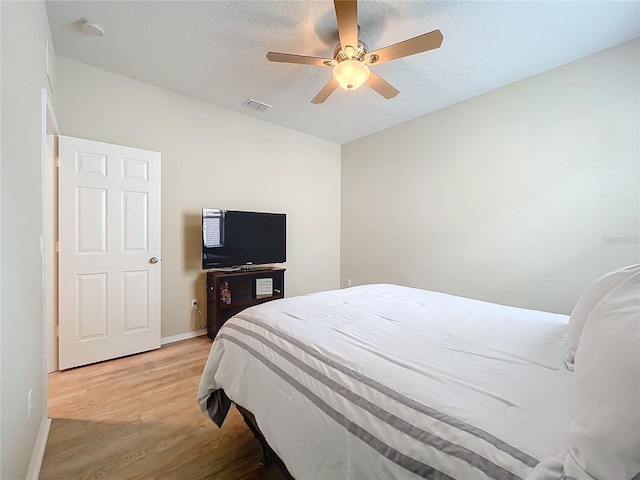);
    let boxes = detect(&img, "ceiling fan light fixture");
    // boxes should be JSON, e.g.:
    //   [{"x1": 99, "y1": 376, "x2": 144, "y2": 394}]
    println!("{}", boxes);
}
[{"x1": 333, "y1": 59, "x2": 370, "y2": 91}]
